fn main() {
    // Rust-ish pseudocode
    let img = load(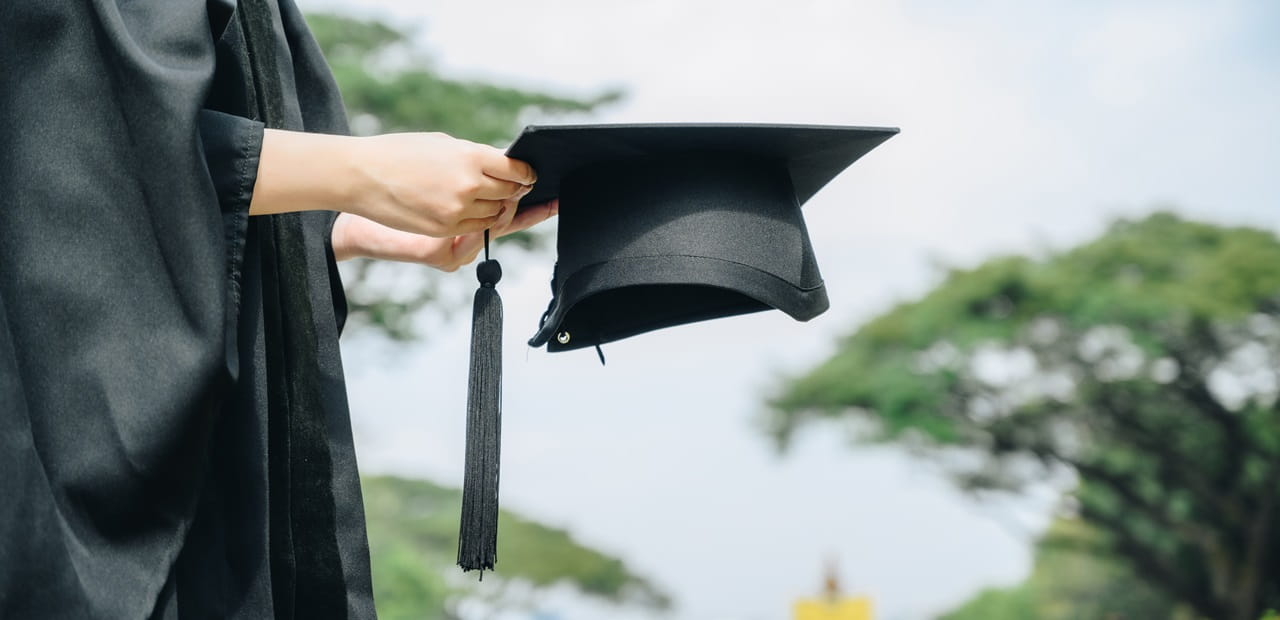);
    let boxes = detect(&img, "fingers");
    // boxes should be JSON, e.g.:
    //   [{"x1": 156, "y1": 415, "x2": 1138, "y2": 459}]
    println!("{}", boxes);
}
[
  {"x1": 352, "y1": 133, "x2": 540, "y2": 240},
  {"x1": 467, "y1": 199, "x2": 508, "y2": 220},
  {"x1": 475, "y1": 175, "x2": 528, "y2": 201},
  {"x1": 421, "y1": 199, "x2": 506, "y2": 238},
  {"x1": 494, "y1": 196, "x2": 520, "y2": 232},
  {"x1": 476, "y1": 147, "x2": 537, "y2": 185},
  {"x1": 450, "y1": 233, "x2": 486, "y2": 266},
  {"x1": 496, "y1": 199, "x2": 559, "y2": 237},
  {"x1": 435, "y1": 198, "x2": 559, "y2": 272},
  {"x1": 459, "y1": 244, "x2": 484, "y2": 267},
  {"x1": 465, "y1": 181, "x2": 531, "y2": 219},
  {"x1": 469, "y1": 180, "x2": 530, "y2": 224},
  {"x1": 454, "y1": 212, "x2": 505, "y2": 235}
]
